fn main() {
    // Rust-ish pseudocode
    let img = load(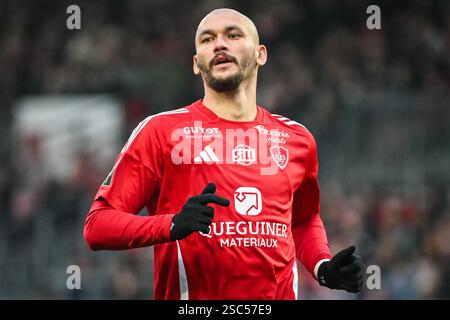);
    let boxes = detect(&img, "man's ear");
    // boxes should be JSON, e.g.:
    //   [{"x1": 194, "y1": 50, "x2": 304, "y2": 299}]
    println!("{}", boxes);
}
[
  {"x1": 256, "y1": 45, "x2": 267, "y2": 67},
  {"x1": 193, "y1": 55, "x2": 200, "y2": 75}
]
